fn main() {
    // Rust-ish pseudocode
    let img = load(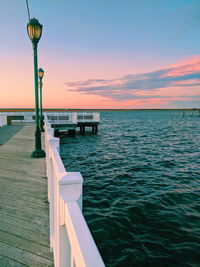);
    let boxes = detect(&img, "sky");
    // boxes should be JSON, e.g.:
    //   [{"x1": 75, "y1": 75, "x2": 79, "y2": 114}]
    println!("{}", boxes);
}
[{"x1": 1, "y1": 0, "x2": 200, "y2": 109}]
